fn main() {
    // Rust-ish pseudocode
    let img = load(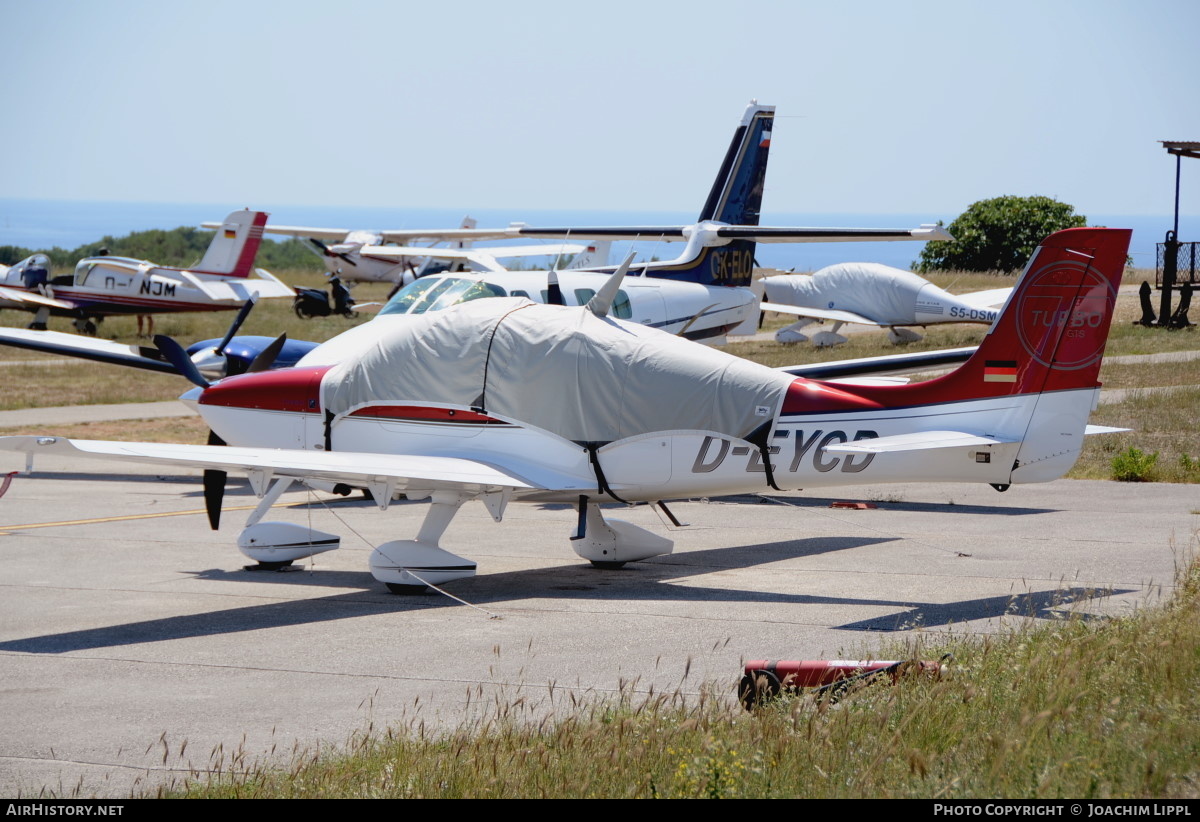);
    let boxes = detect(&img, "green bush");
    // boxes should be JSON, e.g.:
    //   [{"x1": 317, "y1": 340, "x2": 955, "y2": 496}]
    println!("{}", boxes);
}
[
  {"x1": 1110, "y1": 447, "x2": 1159, "y2": 482},
  {"x1": 914, "y1": 195, "x2": 1086, "y2": 273}
]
